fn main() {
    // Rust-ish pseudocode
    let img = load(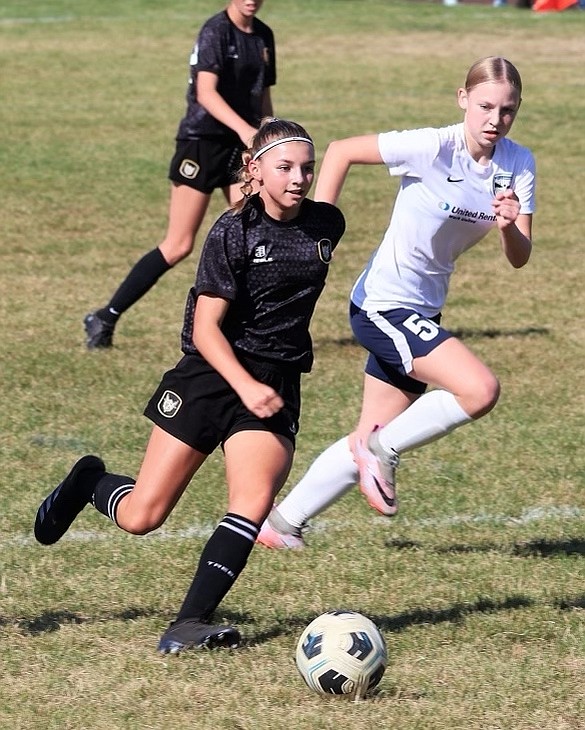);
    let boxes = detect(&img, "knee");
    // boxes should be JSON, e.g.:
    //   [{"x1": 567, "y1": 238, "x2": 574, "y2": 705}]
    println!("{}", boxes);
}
[
  {"x1": 117, "y1": 510, "x2": 165, "y2": 536},
  {"x1": 228, "y1": 490, "x2": 275, "y2": 526},
  {"x1": 159, "y1": 236, "x2": 195, "y2": 265},
  {"x1": 469, "y1": 373, "x2": 501, "y2": 418}
]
